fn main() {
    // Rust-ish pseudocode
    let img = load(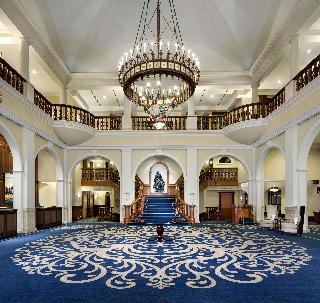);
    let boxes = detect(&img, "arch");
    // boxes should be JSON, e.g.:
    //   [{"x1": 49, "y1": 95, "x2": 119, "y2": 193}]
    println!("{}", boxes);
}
[
  {"x1": 132, "y1": 151, "x2": 186, "y2": 180},
  {"x1": 256, "y1": 143, "x2": 285, "y2": 180},
  {"x1": 198, "y1": 152, "x2": 252, "y2": 180},
  {"x1": 0, "y1": 120, "x2": 23, "y2": 171},
  {"x1": 298, "y1": 120, "x2": 320, "y2": 171},
  {"x1": 67, "y1": 152, "x2": 121, "y2": 181},
  {"x1": 35, "y1": 143, "x2": 64, "y2": 180}
]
